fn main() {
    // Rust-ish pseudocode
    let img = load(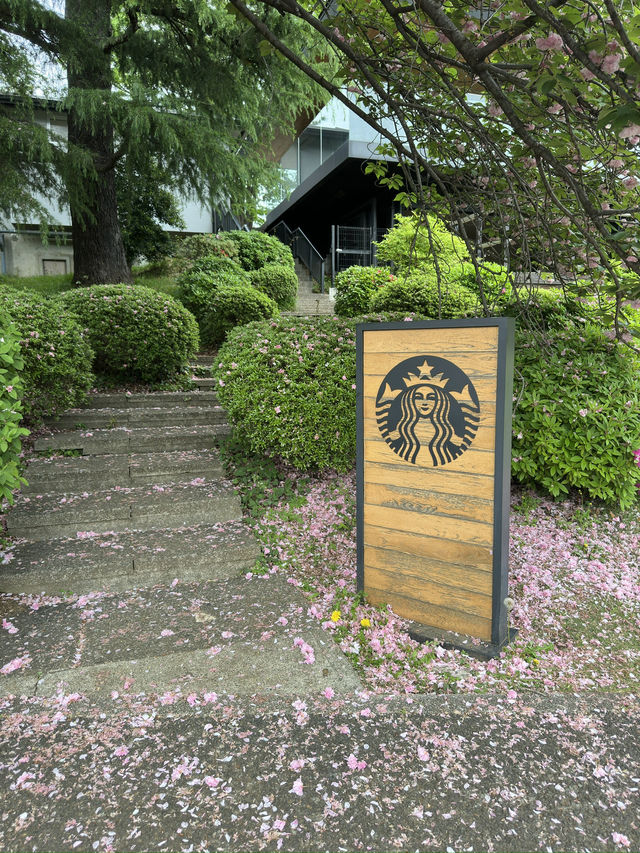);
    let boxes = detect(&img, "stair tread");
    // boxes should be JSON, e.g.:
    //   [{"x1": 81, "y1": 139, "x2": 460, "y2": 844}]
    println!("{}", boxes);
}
[{"x1": 9, "y1": 477, "x2": 237, "y2": 522}]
